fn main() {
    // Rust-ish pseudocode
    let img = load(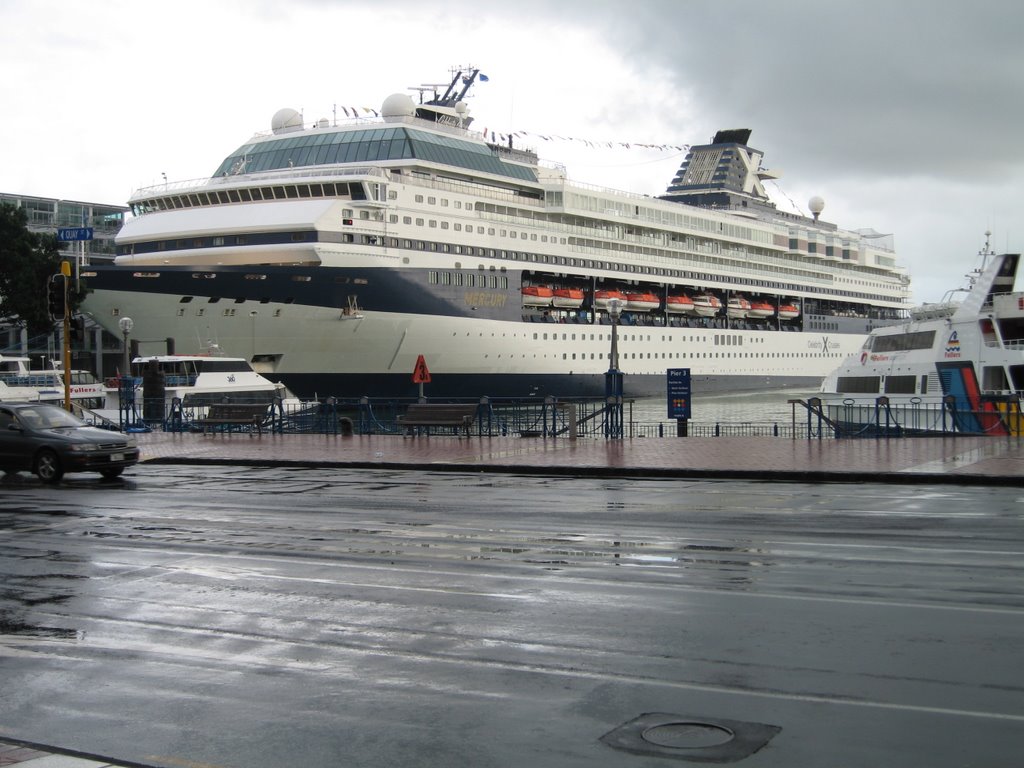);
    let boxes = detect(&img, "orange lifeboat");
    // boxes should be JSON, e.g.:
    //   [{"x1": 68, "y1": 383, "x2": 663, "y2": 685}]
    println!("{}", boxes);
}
[
  {"x1": 777, "y1": 303, "x2": 801, "y2": 320},
  {"x1": 624, "y1": 292, "x2": 660, "y2": 312},
  {"x1": 591, "y1": 289, "x2": 627, "y2": 310},
  {"x1": 551, "y1": 287, "x2": 585, "y2": 309},
  {"x1": 666, "y1": 294, "x2": 696, "y2": 314},
  {"x1": 521, "y1": 285, "x2": 554, "y2": 307},
  {"x1": 747, "y1": 300, "x2": 774, "y2": 319}
]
